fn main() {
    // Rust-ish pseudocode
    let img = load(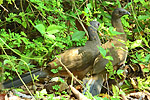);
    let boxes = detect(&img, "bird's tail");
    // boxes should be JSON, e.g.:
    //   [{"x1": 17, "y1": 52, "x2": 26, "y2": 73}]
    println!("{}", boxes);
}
[
  {"x1": 2, "y1": 69, "x2": 48, "y2": 89},
  {"x1": 83, "y1": 74, "x2": 104, "y2": 96}
]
